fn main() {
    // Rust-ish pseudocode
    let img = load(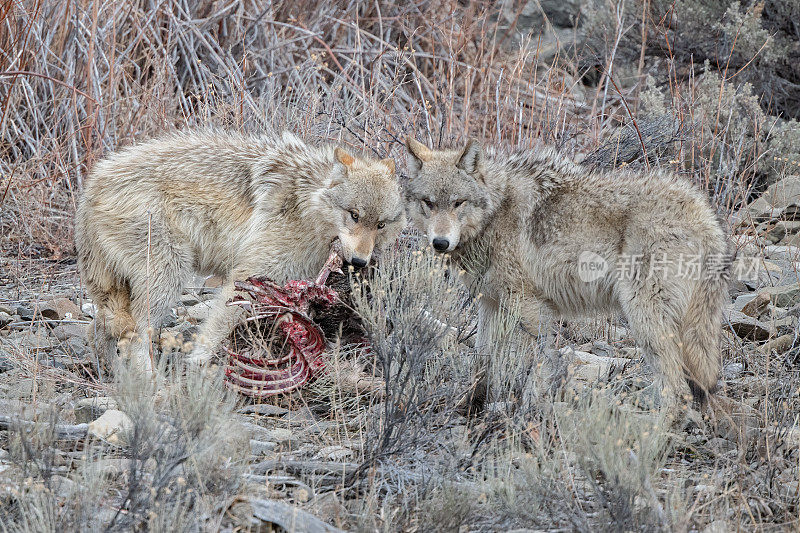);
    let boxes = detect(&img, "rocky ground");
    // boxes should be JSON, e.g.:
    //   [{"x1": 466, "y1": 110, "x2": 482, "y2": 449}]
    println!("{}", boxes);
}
[{"x1": 1, "y1": 177, "x2": 799, "y2": 531}]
